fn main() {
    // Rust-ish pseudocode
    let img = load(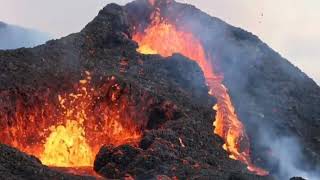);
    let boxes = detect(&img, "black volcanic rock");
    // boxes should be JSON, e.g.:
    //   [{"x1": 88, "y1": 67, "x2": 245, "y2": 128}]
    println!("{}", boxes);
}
[
  {"x1": 0, "y1": 3, "x2": 273, "y2": 179},
  {"x1": 94, "y1": 145, "x2": 141, "y2": 178},
  {"x1": 0, "y1": 144, "x2": 93, "y2": 180},
  {"x1": 0, "y1": 0, "x2": 318, "y2": 179}
]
